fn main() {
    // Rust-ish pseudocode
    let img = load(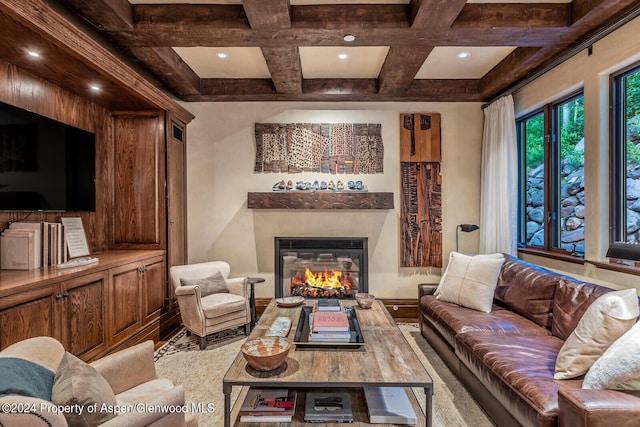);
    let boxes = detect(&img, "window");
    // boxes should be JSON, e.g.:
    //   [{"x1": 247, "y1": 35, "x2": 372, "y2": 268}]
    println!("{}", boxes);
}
[
  {"x1": 517, "y1": 92, "x2": 585, "y2": 257},
  {"x1": 612, "y1": 64, "x2": 640, "y2": 244}
]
